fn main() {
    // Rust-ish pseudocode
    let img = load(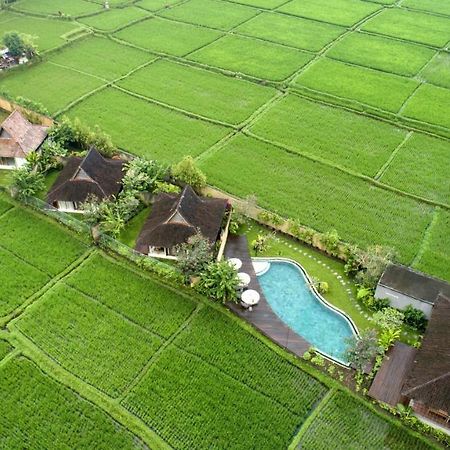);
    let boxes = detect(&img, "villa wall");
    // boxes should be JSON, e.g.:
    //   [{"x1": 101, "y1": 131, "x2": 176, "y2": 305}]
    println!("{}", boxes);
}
[{"x1": 374, "y1": 285, "x2": 434, "y2": 317}]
